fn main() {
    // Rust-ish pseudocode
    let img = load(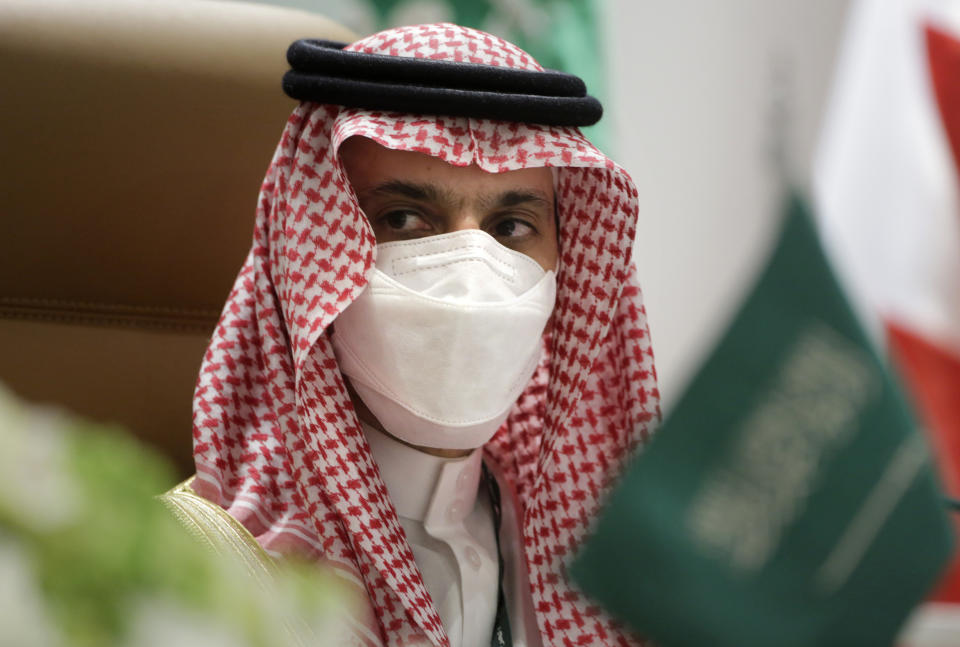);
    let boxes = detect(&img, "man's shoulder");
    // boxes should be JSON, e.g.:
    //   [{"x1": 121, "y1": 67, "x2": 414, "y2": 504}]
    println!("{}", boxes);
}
[{"x1": 158, "y1": 477, "x2": 277, "y2": 583}]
